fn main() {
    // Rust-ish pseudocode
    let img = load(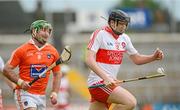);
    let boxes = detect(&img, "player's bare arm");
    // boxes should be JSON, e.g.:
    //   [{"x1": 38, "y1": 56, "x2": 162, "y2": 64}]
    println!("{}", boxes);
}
[
  {"x1": 51, "y1": 71, "x2": 61, "y2": 93},
  {"x1": 3, "y1": 63, "x2": 30, "y2": 90},
  {"x1": 3, "y1": 64, "x2": 19, "y2": 84},
  {"x1": 129, "y1": 48, "x2": 164, "y2": 65},
  {"x1": 50, "y1": 71, "x2": 61, "y2": 105}
]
